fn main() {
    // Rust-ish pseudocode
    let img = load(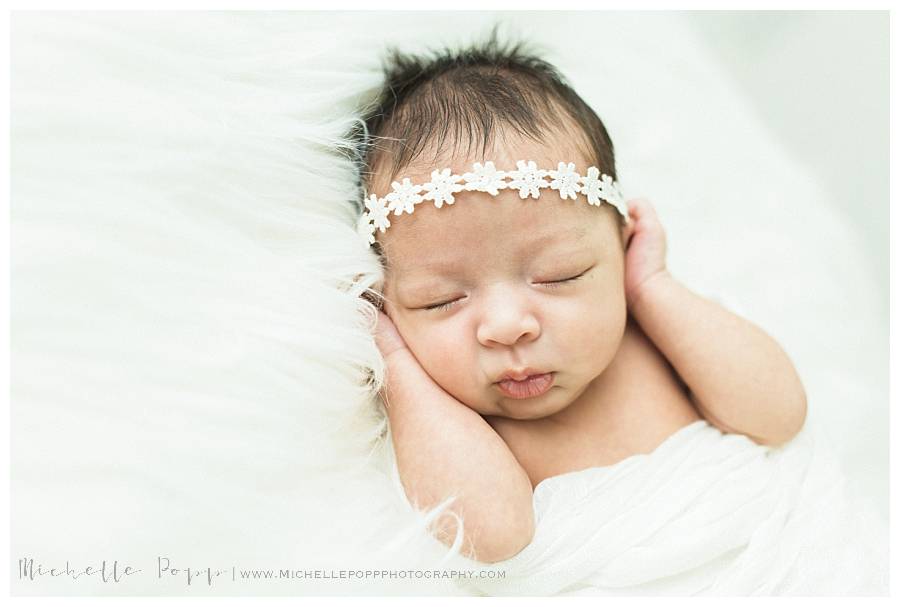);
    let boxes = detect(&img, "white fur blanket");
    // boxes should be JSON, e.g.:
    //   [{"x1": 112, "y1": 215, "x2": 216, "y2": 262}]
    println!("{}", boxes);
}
[{"x1": 11, "y1": 11, "x2": 887, "y2": 596}]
